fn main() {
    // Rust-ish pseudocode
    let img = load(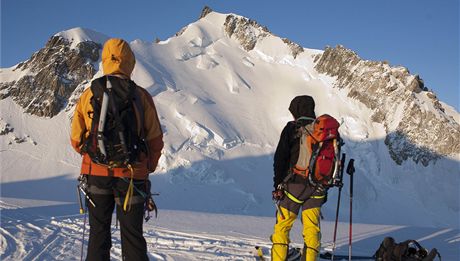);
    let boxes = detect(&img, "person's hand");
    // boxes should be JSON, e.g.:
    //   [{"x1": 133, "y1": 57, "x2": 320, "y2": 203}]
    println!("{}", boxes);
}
[
  {"x1": 333, "y1": 179, "x2": 343, "y2": 188},
  {"x1": 315, "y1": 184, "x2": 327, "y2": 194},
  {"x1": 272, "y1": 189, "x2": 284, "y2": 201}
]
